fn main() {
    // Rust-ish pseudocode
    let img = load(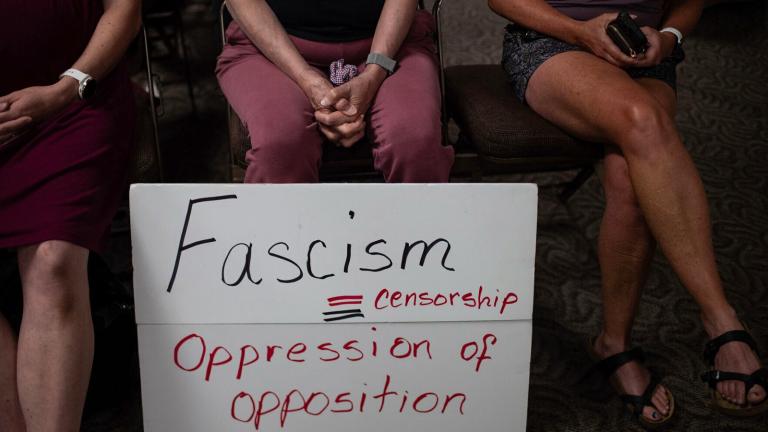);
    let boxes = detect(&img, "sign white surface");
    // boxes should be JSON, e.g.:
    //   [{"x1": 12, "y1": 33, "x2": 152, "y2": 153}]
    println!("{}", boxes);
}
[{"x1": 131, "y1": 184, "x2": 537, "y2": 432}]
